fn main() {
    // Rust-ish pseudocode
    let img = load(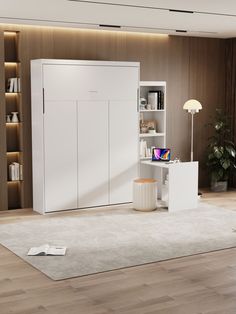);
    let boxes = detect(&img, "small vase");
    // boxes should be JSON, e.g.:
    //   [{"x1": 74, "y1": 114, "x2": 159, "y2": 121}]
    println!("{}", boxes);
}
[
  {"x1": 6, "y1": 115, "x2": 11, "y2": 123},
  {"x1": 11, "y1": 112, "x2": 19, "y2": 123}
]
